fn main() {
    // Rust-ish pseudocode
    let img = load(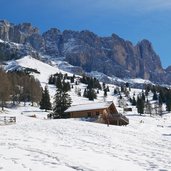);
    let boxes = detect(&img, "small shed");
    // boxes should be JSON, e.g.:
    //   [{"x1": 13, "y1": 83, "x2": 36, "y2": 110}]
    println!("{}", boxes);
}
[{"x1": 65, "y1": 101, "x2": 129, "y2": 126}]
